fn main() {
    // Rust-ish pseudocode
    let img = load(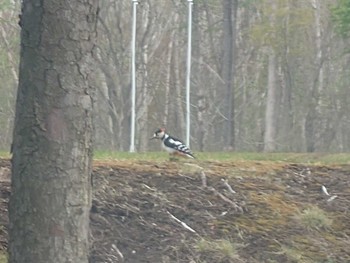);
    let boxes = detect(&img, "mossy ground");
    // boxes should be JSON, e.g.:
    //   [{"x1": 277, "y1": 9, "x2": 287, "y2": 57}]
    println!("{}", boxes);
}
[{"x1": 1, "y1": 156, "x2": 350, "y2": 262}]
